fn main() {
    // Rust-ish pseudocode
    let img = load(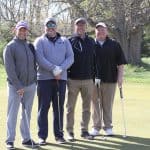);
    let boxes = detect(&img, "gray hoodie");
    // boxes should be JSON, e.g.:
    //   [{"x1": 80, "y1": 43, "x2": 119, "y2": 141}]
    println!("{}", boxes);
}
[
  {"x1": 34, "y1": 34, "x2": 74, "y2": 80},
  {"x1": 3, "y1": 37, "x2": 37, "y2": 90}
]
